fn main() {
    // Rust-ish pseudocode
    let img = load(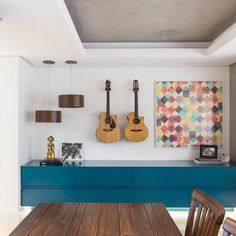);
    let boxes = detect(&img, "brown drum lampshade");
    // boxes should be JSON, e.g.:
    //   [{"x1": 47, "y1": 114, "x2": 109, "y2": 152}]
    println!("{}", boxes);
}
[
  {"x1": 35, "y1": 110, "x2": 61, "y2": 123},
  {"x1": 59, "y1": 94, "x2": 84, "y2": 108},
  {"x1": 35, "y1": 60, "x2": 62, "y2": 123},
  {"x1": 58, "y1": 60, "x2": 85, "y2": 108}
]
